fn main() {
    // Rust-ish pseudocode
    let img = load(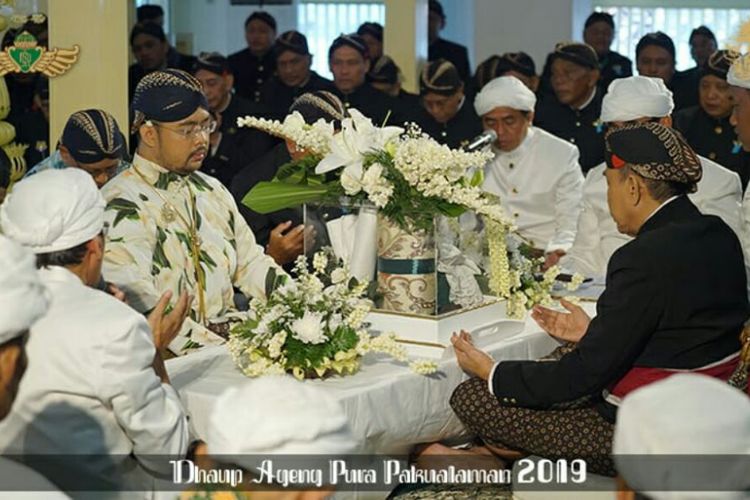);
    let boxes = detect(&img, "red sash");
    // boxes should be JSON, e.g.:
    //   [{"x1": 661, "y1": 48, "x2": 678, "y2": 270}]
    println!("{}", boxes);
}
[{"x1": 608, "y1": 353, "x2": 742, "y2": 403}]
